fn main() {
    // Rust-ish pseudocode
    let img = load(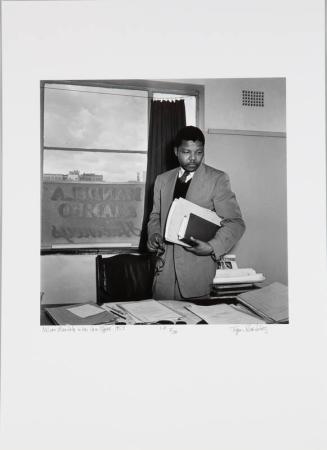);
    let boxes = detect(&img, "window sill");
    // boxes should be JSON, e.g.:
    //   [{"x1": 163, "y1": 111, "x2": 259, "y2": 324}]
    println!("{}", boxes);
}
[{"x1": 41, "y1": 247, "x2": 141, "y2": 256}]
